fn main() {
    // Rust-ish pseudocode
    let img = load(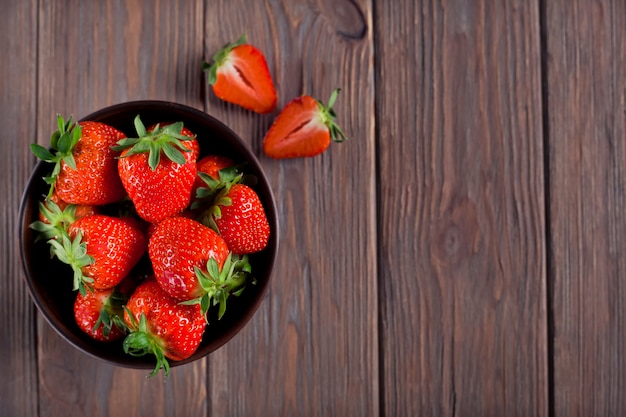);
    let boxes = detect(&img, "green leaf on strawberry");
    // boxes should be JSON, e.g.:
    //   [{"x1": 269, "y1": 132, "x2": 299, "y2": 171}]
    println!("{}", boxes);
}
[
  {"x1": 180, "y1": 253, "x2": 252, "y2": 321},
  {"x1": 112, "y1": 115, "x2": 195, "y2": 171},
  {"x1": 47, "y1": 231, "x2": 95, "y2": 295}
]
